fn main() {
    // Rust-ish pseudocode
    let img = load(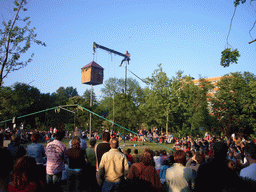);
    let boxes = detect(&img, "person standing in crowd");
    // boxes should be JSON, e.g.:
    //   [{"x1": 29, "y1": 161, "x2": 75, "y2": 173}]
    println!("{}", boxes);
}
[
  {"x1": 98, "y1": 138, "x2": 129, "y2": 192},
  {"x1": 8, "y1": 156, "x2": 44, "y2": 192},
  {"x1": 67, "y1": 136, "x2": 86, "y2": 192},
  {"x1": 45, "y1": 130, "x2": 68, "y2": 191},
  {"x1": 195, "y1": 141, "x2": 241, "y2": 192},
  {"x1": 240, "y1": 142, "x2": 256, "y2": 180},
  {"x1": 153, "y1": 150, "x2": 162, "y2": 174},
  {"x1": 27, "y1": 133, "x2": 46, "y2": 184},
  {"x1": 0, "y1": 133, "x2": 12, "y2": 192},
  {"x1": 165, "y1": 150, "x2": 196, "y2": 192},
  {"x1": 68, "y1": 129, "x2": 87, "y2": 151},
  {"x1": 86, "y1": 137, "x2": 100, "y2": 192},
  {"x1": 95, "y1": 132, "x2": 111, "y2": 171},
  {"x1": 186, "y1": 152, "x2": 205, "y2": 172},
  {"x1": 132, "y1": 149, "x2": 140, "y2": 164},
  {"x1": 127, "y1": 148, "x2": 162, "y2": 192},
  {"x1": 7, "y1": 133, "x2": 26, "y2": 165}
]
